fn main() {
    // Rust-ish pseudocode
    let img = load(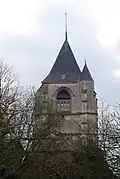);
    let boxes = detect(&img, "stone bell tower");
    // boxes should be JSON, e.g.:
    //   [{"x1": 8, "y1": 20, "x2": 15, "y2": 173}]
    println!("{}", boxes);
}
[{"x1": 37, "y1": 16, "x2": 98, "y2": 145}]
